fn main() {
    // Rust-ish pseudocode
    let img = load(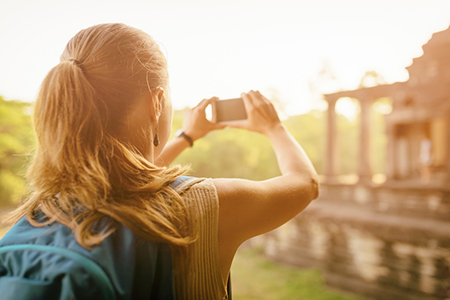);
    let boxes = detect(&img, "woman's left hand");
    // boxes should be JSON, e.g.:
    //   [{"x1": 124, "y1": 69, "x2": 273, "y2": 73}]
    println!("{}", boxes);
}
[{"x1": 183, "y1": 97, "x2": 226, "y2": 141}]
